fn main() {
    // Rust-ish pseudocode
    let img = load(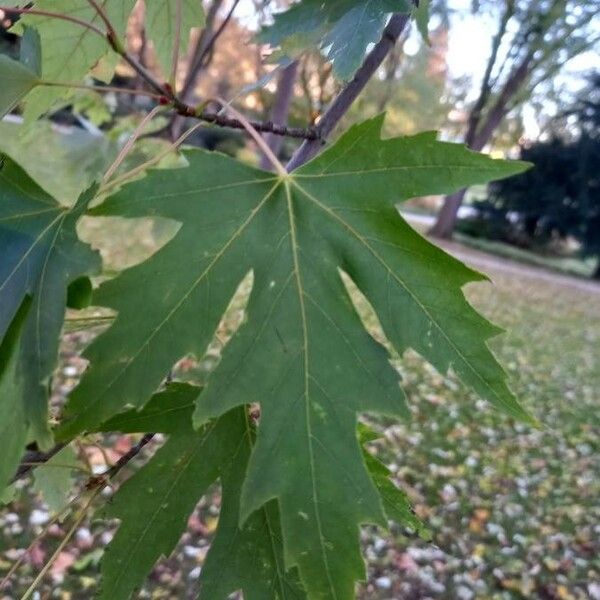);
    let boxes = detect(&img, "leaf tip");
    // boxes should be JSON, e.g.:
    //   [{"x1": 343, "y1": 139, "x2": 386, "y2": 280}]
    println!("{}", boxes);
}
[
  {"x1": 337, "y1": 112, "x2": 388, "y2": 145},
  {"x1": 495, "y1": 157, "x2": 534, "y2": 180}
]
